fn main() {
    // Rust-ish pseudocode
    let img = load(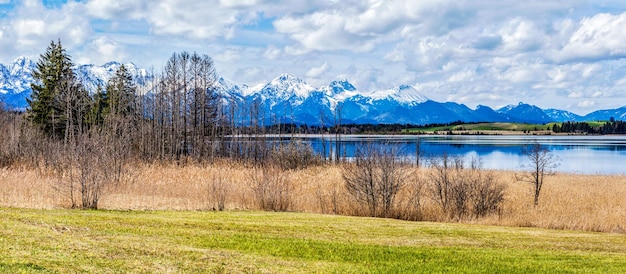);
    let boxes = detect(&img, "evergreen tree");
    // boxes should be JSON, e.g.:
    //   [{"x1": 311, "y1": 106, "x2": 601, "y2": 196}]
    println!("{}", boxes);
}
[
  {"x1": 88, "y1": 85, "x2": 108, "y2": 127},
  {"x1": 27, "y1": 39, "x2": 80, "y2": 138},
  {"x1": 105, "y1": 64, "x2": 136, "y2": 117}
]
